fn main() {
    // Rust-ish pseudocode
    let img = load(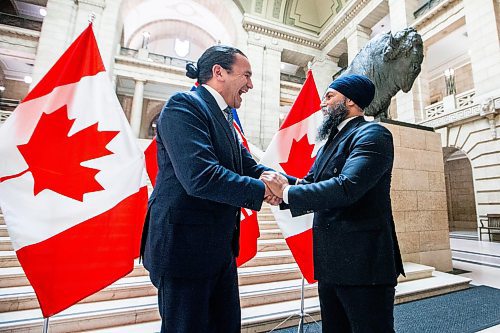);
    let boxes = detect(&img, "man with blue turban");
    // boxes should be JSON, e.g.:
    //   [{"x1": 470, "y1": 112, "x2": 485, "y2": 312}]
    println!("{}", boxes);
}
[{"x1": 262, "y1": 74, "x2": 405, "y2": 332}]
